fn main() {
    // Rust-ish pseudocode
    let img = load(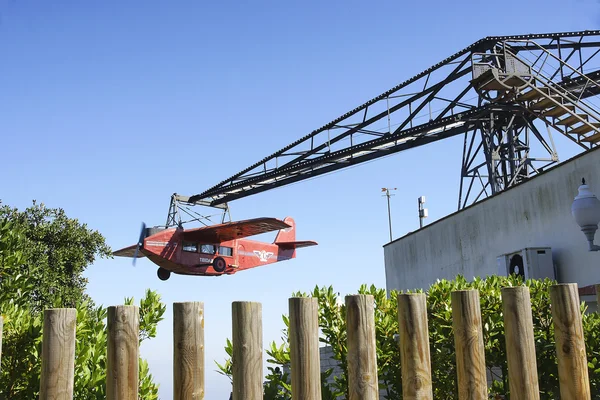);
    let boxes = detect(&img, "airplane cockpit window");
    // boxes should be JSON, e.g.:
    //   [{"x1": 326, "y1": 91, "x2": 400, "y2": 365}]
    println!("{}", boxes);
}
[
  {"x1": 219, "y1": 246, "x2": 233, "y2": 256},
  {"x1": 199, "y1": 244, "x2": 216, "y2": 254},
  {"x1": 183, "y1": 242, "x2": 197, "y2": 252}
]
